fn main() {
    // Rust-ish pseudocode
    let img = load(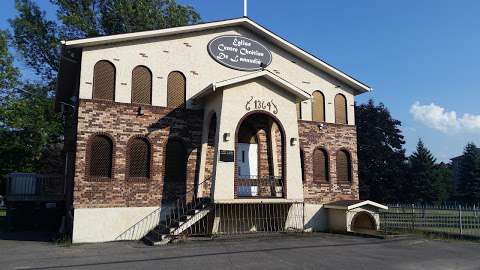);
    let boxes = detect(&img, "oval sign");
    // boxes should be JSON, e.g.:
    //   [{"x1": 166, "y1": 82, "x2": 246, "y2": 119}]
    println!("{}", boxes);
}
[{"x1": 208, "y1": 35, "x2": 272, "y2": 71}]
